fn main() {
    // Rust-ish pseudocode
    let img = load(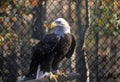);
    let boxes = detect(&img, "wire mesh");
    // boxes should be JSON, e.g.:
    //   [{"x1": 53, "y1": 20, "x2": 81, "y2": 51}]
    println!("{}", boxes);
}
[{"x1": 0, "y1": 0, "x2": 119, "y2": 82}]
